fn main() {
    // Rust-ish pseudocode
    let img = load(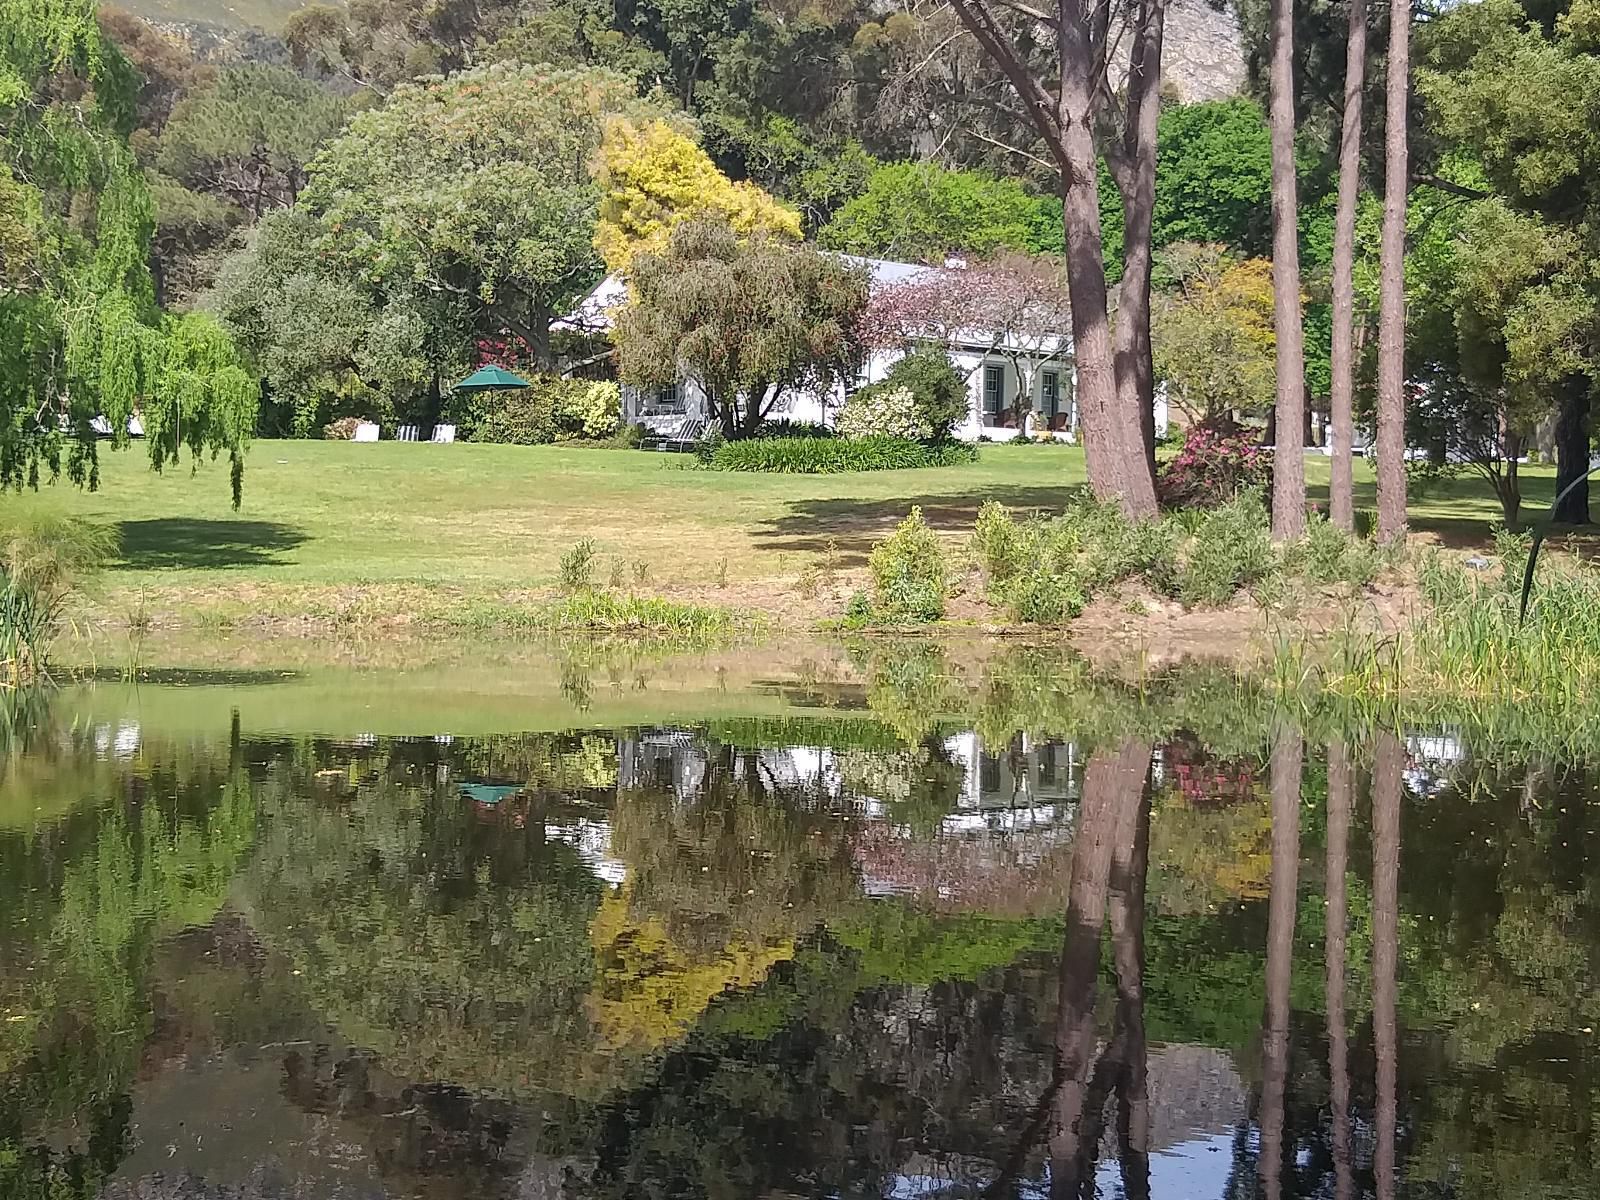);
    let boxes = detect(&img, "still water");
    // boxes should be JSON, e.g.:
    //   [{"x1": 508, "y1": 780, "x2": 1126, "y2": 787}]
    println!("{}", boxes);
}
[{"x1": 1, "y1": 660, "x2": 1597, "y2": 1199}]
